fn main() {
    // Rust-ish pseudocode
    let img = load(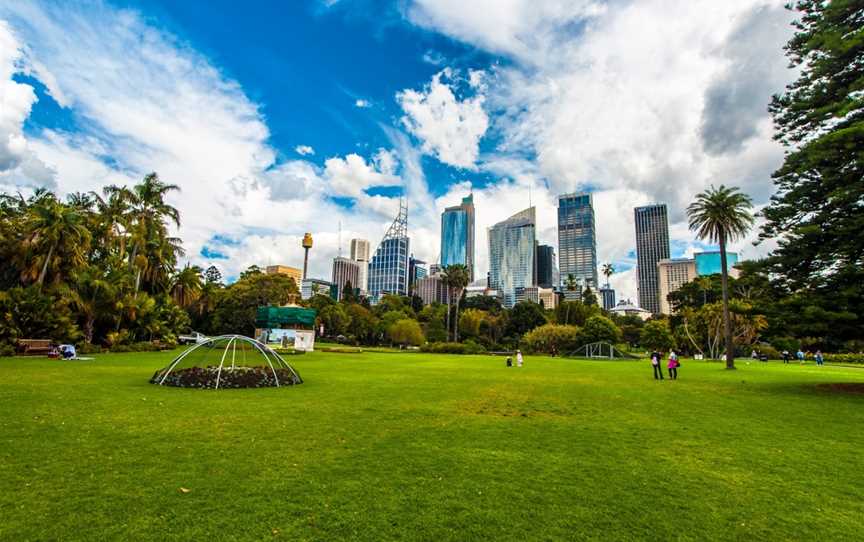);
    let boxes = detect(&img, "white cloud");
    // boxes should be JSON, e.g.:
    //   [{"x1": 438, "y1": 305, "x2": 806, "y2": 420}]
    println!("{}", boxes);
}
[
  {"x1": 0, "y1": 20, "x2": 55, "y2": 189},
  {"x1": 354, "y1": 98, "x2": 370, "y2": 108},
  {"x1": 294, "y1": 144, "x2": 315, "y2": 156},
  {"x1": 407, "y1": 0, "x2": 796, "y2": 296},
  {"x1": 397, "y1": 68, "x2": 489, "y2": 169}
]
